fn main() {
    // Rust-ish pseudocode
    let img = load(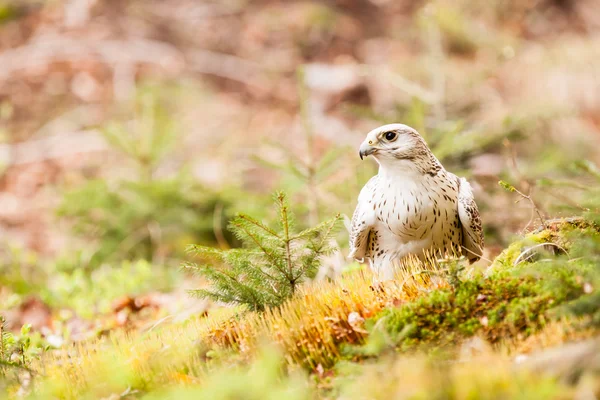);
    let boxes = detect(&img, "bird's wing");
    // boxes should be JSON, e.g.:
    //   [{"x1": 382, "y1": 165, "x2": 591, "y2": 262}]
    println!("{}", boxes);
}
[
  {"x1": 349, "y1": 176, "x2": 378, "y2": 261},
  {"x1": 456, "y1": 177, "x2": 484, "y2": 263}
]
